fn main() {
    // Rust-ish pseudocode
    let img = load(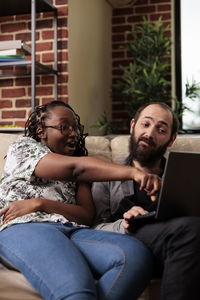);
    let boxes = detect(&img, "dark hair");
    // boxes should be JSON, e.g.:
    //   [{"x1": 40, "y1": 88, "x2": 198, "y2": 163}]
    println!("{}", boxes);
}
[
  {"x1": 25, "y1": 101, "x2": 88, "y2": 156},
  {"x1": 133, "y1": 102, "x2": 179, "y2": 140}
]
